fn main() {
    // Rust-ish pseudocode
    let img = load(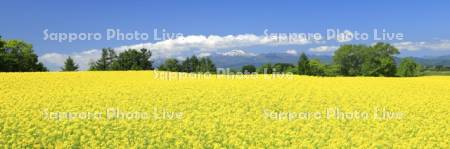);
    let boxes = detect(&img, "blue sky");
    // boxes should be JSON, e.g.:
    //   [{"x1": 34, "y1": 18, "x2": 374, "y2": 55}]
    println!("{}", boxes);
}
[{"x1": 1, "y1": 0, "x2": 450, "y2": 70}]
